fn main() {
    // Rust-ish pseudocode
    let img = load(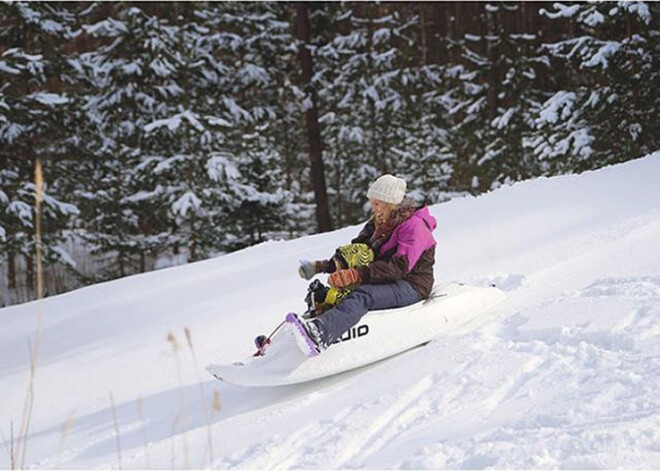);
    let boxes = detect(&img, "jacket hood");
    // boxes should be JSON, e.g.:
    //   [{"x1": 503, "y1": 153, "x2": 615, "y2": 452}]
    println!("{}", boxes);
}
[{"x1": 414, "y1": 206, "x2": 437, "y2": 232}]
